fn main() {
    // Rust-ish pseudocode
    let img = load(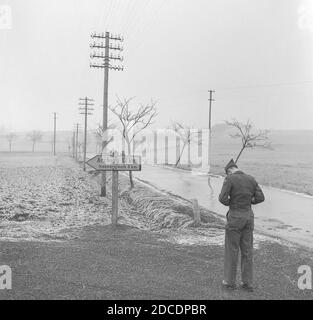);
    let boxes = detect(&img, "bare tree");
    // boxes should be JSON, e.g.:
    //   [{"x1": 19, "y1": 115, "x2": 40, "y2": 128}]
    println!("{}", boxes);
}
[
  {"x1": 110, "y1": 97, "x2": 157, "y2": 189},
  {"x1": 93, "y1": 123, "x2": 116, "y2": 154},
  {"x1": 5, "y1": 132, "x2": 17, "y2": 152},
  {"x1": 171, "y1": 121, "x2": 199, "y2": 167},
  {"x1": 27, "y1": 131, "x2": 43, "y2": 152},
  {"x1": 226, "y1": 119, "x2": 272, "y2": 163}
]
